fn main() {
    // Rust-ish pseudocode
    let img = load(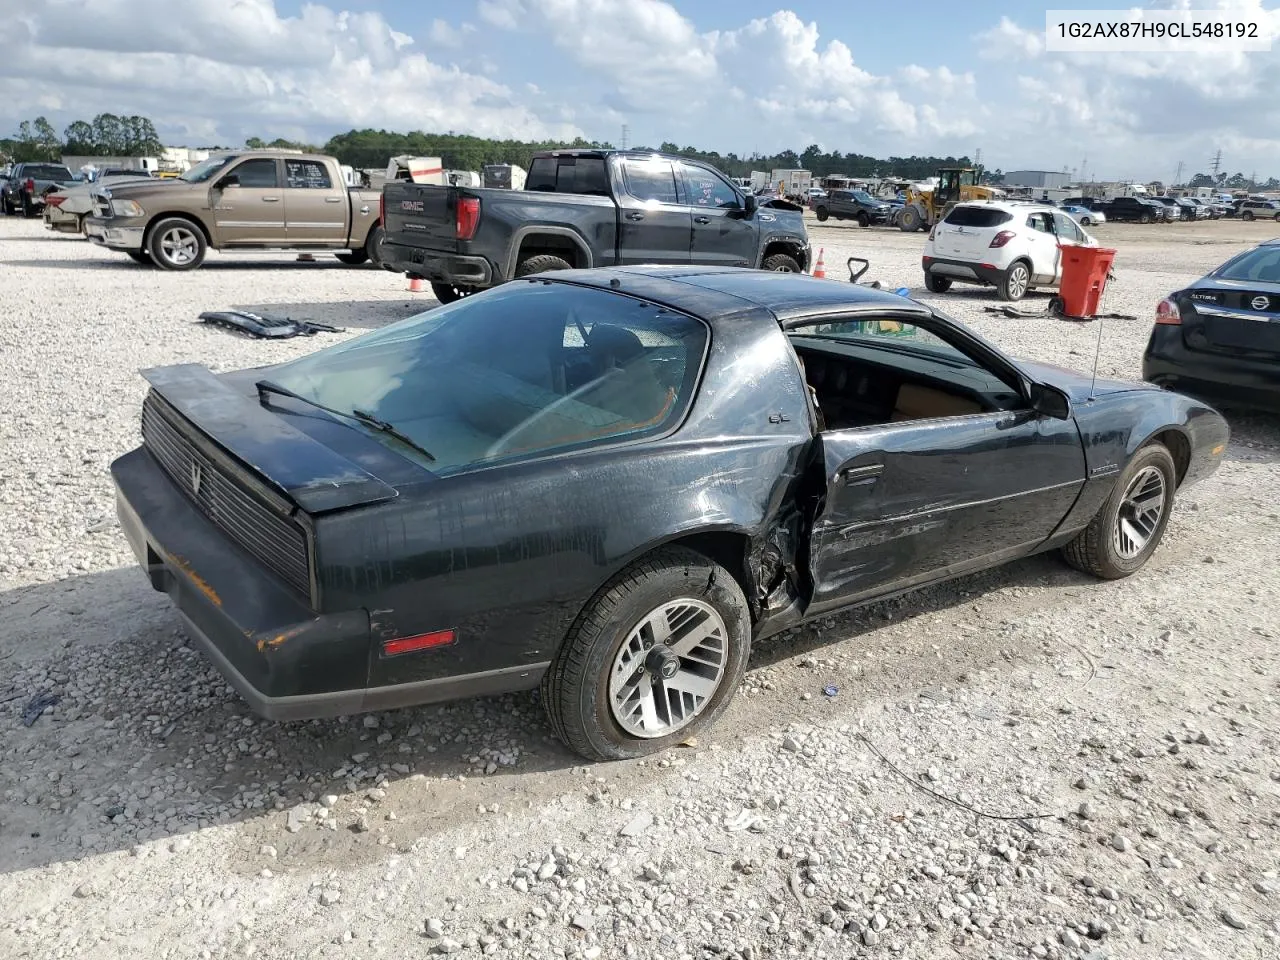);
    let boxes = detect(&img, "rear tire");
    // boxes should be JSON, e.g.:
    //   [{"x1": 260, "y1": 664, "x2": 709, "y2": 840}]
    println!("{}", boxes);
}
[
  {"x1": 924, "y1": 272, "x2": 952, "y2": 293},
  {"x1": 762, "y1": 253, "x2": 801, "y2": 273},
  {"x1": 997, "y1": 261, "x2": 1030, "y2": 301},
  {"x1": 1061, "y1": 444, "x2": 1176, "y2": 580},
  {"x1": 815, "y1": 207, "x2": 829, "y2": 222},
  {"x1": 365, "y1": 224, "x2": 387, "y2": 267},
  {"x1": 541, "y1": 546, "x2": 751, "y2": 761},
  {"x1": 1243, "y1": 210, "x2": 1255, "y2": 221},
  {"x1": 515, "y1": 254, "x2": 573, "y2": 278},
  {"x1": 431, "y1": 282, "x2": 475, "y2": 304},
  {"x1": 22, "y1": 194, "x2": 36, "y2": 218}
]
